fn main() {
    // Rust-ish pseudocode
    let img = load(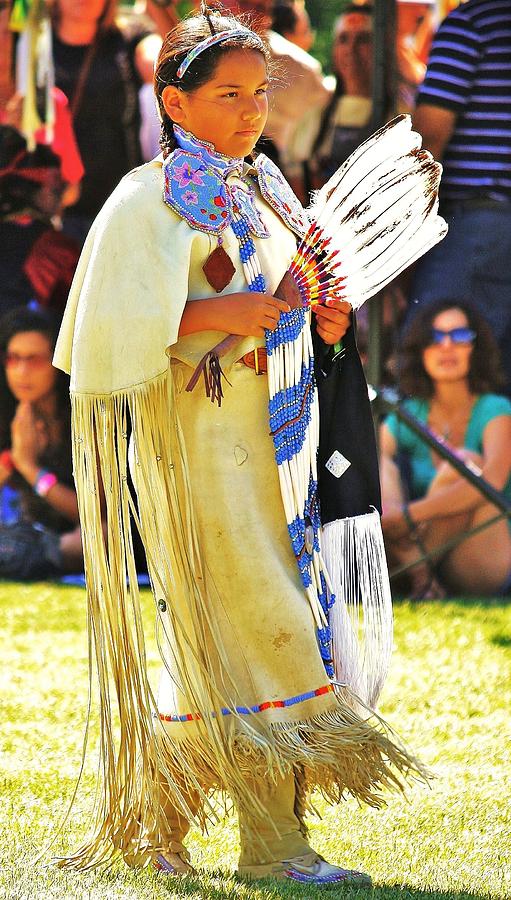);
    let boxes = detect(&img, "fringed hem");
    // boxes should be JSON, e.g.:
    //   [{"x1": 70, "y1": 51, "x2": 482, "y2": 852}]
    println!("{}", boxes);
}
[
  {"x1": 56, "y1": 688, "x2": 426, "y2": 870},
  {"x1": 59, "y1": 371, "x2": 271, "y2": 870}
]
